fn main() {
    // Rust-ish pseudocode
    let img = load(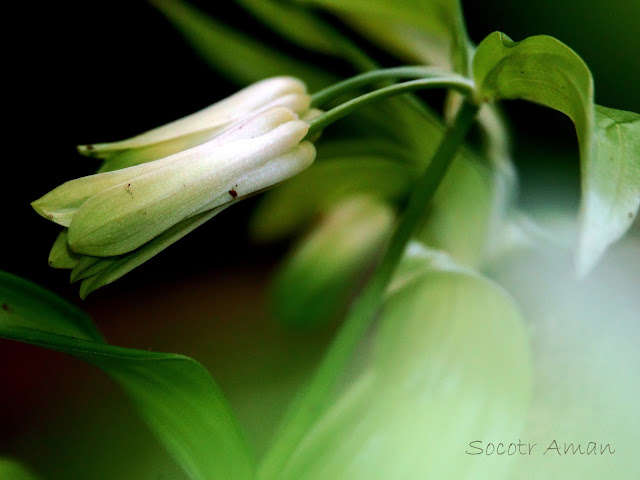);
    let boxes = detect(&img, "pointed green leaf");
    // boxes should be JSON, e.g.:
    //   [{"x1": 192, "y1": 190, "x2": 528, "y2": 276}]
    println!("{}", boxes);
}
[
  {"x1": 0, "y1": 271, "x2": 254, "y2": 480},
  {"x1": 473, "y1": 32, "x2": 640, "y2": 273},
  {"x1": 270, "y1": 196, "x2": 394, "y2": 328},
  {"x1": 0, "y1": 271, "x2": 102, "y2": 340},
  {"x1": 0, "y1": 460, "x2": 39, "y2": 480},
  {"x1": 235, "y1": 0, "x2": 352, "y2": 58},
  {"x1": 150, "y1": 0, "x2": 336, "y2": 91},
  {"x1": 278, "y1": 252, "x2": 532, "y2": 479}
]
